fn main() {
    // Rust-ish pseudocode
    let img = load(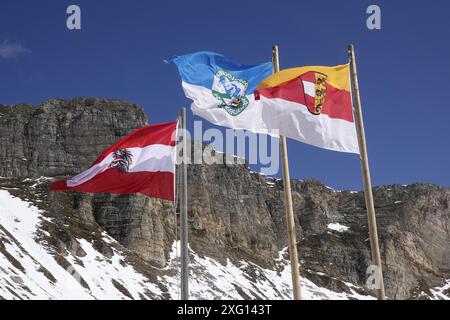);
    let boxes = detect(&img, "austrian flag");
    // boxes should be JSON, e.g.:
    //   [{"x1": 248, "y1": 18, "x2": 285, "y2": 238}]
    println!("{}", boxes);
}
[{"x1": 50, "y1": 122, "x2": 178, "y2": 201}]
